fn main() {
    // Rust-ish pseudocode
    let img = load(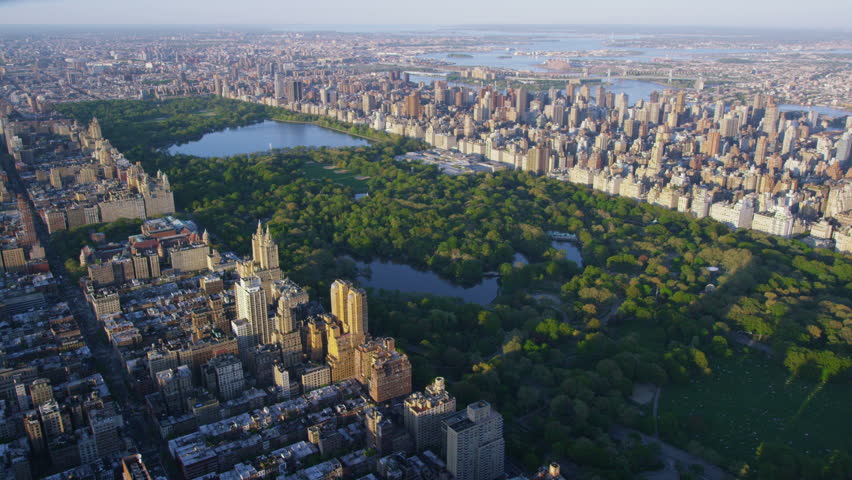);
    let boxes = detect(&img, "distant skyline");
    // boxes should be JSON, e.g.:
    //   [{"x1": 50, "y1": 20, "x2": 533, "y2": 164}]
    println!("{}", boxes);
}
[{"x1": 0, "y1": 0, "x2": 851, "y2": 30}]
